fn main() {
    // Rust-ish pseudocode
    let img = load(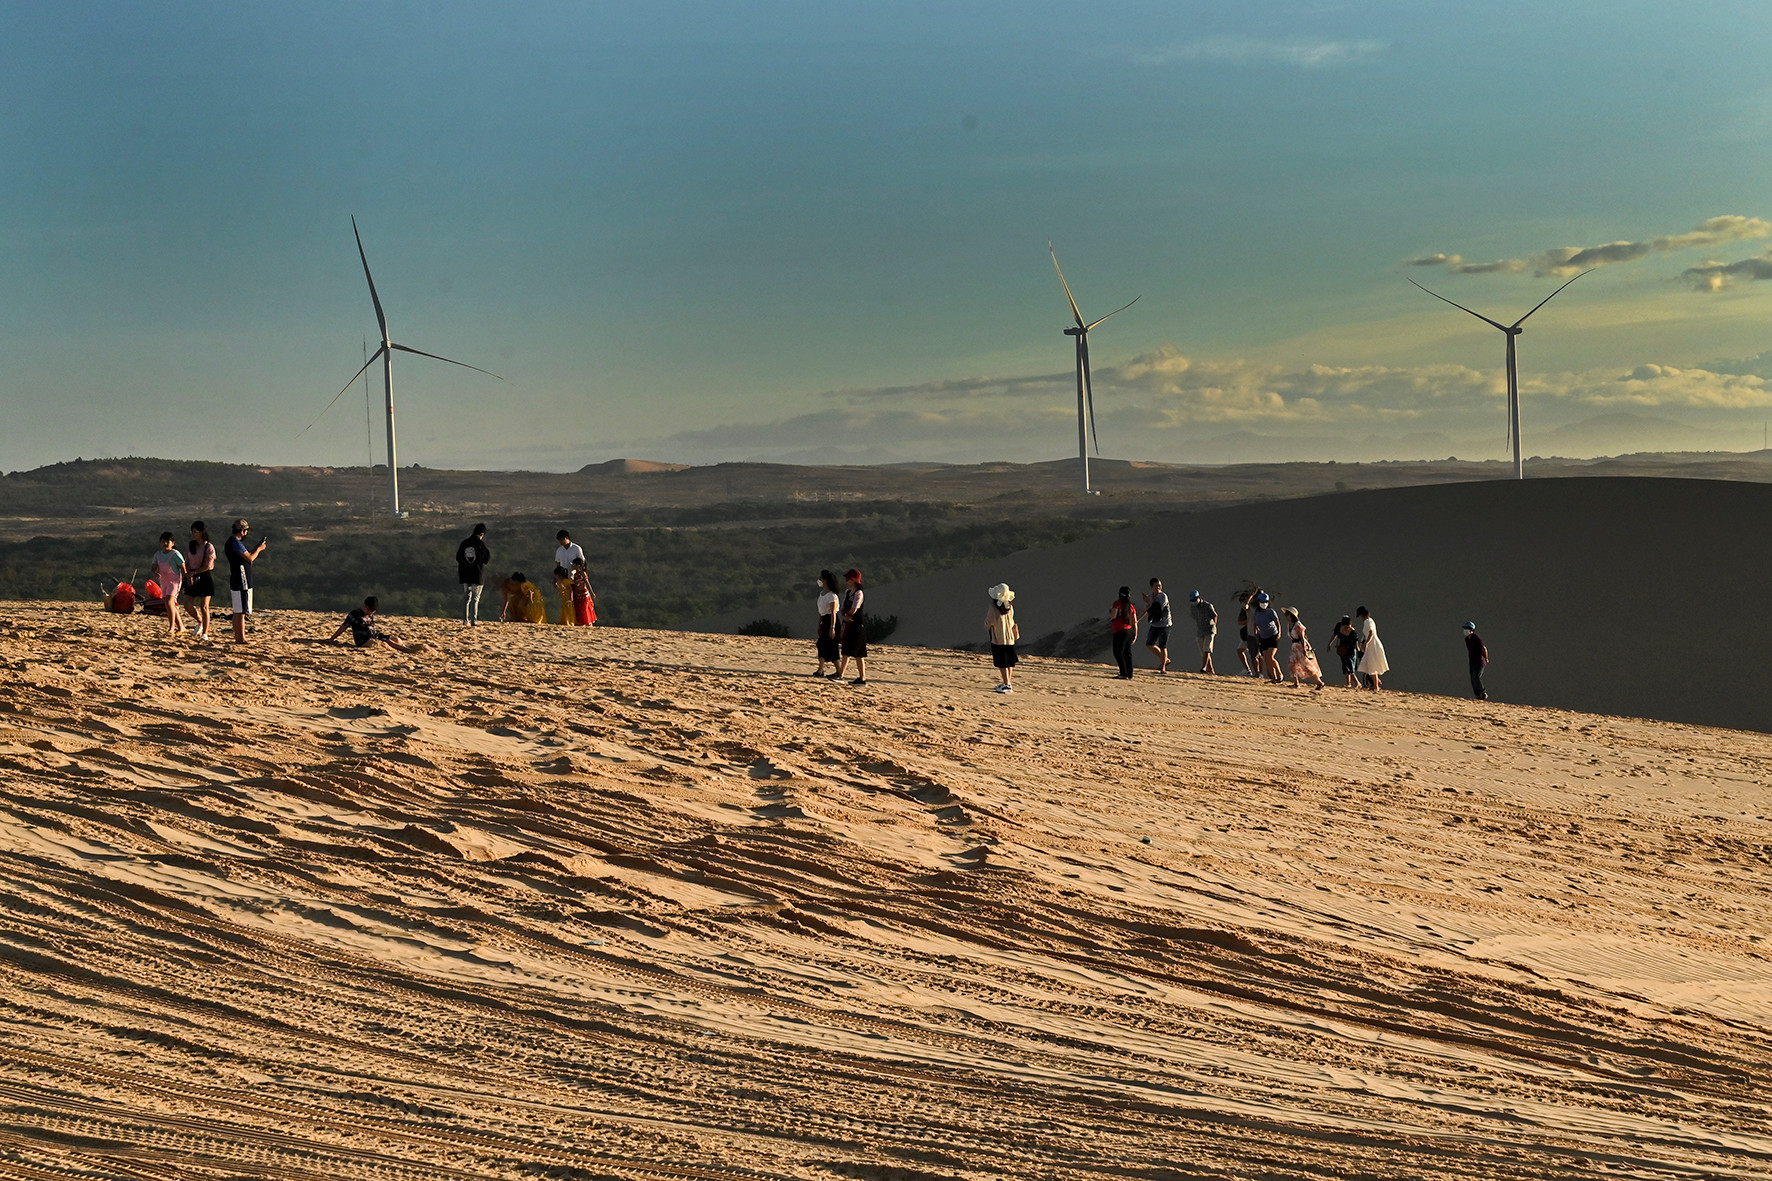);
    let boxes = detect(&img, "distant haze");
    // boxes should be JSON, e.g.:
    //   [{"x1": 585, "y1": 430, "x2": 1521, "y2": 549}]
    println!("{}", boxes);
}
[{"x1": 2, "y1": 4, "x2": 1771, "y2": 471}]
